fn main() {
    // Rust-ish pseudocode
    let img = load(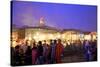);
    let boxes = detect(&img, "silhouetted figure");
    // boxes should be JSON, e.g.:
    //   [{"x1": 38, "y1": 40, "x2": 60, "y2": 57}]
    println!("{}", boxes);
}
[
  {"x1": 55, "y1": 39, "x2": 64, "y2": 63},
  {"x1": 14, "y1": 45, "x2": 20, "y2": 65},
  {"x1": 11, "y1": 46, "x2": 15, "y2": 66},
  {"x1": 84, "y1": 40, "x2": 92, "y2": 61},
  {"x1": 32, "y1": 42, "x2": 38, "y2": 64},
  {"x1": 37, "y1": 41, "x2": 44, "y2": 64},
  {"x1": 47, "y1": 42, "x2": 51, "y2": 64},
  {"x1": 91, "y1": 40, "x2": 97, "y2": 61},
  {"x1": 25, "y1": 46, "x2": 32, "y2": 65},
  {"x1": 19, "y1": 48, "x2": 25, "y2": 65},
  {"x1": 51, "y1": 40, "x2": 56, "y2": 63},
  {"x1": 43, "y1": 40, "x2": 49, "y2": 63}
]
